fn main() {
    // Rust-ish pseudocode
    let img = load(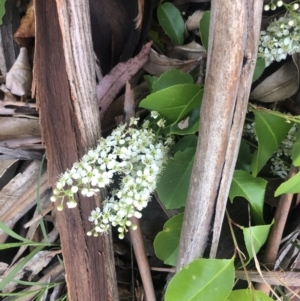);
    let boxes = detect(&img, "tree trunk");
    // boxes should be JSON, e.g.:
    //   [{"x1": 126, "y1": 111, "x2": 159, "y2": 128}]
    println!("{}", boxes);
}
[
  {"x1": 34, "y1": 0, "x2": 118, "y2": 300},
  {"x1": 176, "y1": 0, "x2": 263, "y2": 270}
]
